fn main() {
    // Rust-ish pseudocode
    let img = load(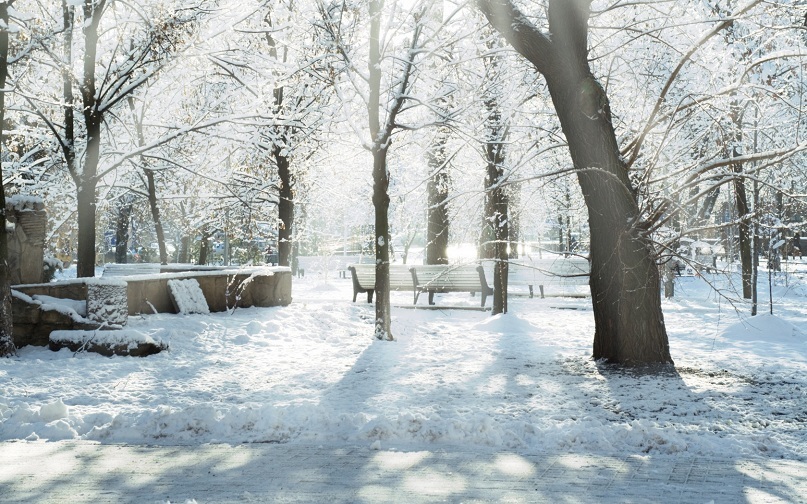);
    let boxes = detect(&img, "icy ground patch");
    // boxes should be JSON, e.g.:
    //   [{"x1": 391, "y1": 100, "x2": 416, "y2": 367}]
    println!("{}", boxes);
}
[{"x1": 1, "y1": 264, "x2": 806, "y2": 461}]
